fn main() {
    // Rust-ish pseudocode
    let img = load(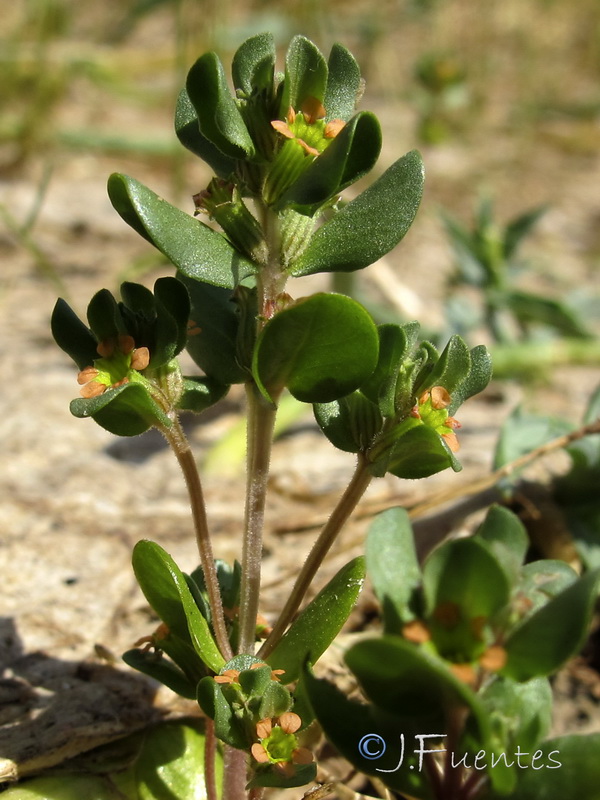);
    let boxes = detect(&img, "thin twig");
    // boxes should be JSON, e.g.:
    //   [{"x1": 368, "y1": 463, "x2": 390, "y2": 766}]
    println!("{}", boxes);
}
[
  {"x1": 165, "y1": 418, "x2": 232, "y2": 661},
  {"x1": 273, "y1": 418, "x2": 600, "y2": 535}
]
